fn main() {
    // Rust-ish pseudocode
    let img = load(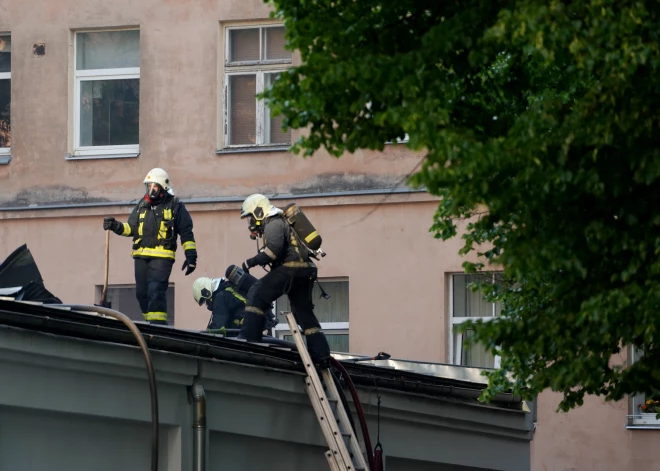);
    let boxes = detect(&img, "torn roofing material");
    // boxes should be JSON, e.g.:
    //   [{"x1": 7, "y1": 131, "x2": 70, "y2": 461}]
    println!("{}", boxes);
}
[{"x1": 0, "y1": 298, "x2": 524, "y2": 410}]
